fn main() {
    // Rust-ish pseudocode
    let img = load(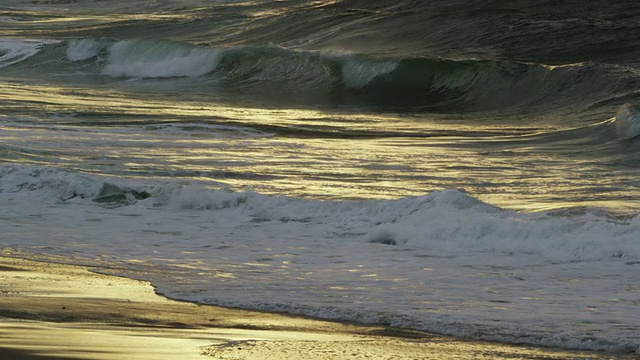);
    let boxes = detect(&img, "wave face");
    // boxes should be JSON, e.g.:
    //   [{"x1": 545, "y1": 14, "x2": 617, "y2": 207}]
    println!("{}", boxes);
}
[
  {"x1": 0, "y1": 37, "x2": 634, "y2": 114},
  {"x1": 2, "y1": 0, "x2": 640, "y2": 355},
  {"x1": 614, "y1": 104, "x2": 640, "y2": 140}
]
